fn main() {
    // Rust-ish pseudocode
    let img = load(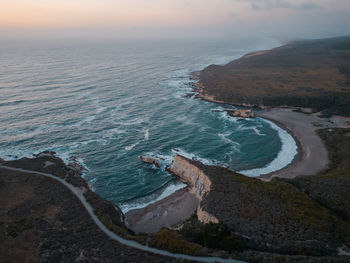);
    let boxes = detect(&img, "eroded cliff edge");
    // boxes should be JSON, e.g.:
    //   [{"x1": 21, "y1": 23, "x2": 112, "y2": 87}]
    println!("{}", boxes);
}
[
  {"x1": 196, "y1": 36, "x2": 350, "y2": 117},
  {"x1": 168, "y1": 153, "x2": 350, "y2": 258}
]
